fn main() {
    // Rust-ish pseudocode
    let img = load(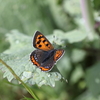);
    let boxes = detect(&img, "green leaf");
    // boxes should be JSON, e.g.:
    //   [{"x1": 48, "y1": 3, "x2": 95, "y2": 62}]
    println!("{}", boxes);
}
[
  {"x1": 75, "y1": 91, "x2": 99, "y2": 100},
  {"x1": 70, "y1": 64, "x2": 84, "y2": 84},
  {"x1": 71, "y1": 49, "x2": 86, "y2": 63},
  {"x1": 86, "y1": 62, "x2": 100, "y2": 96},
  {"x1": 48, "y1": 0, "x2": 76, "y2": 31},
  {"x1": 53, "y1": 29, "x2": 87, "y2": 44},
  {"x1": 22, "y1": 96, "x2": 35, "y2": 100},
  {"x1": 0, "y1": 30, "x2": 67, "y2": 87},
  {"x1": 63, "y1": 0, "x2": 81, "y2": 16}
]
